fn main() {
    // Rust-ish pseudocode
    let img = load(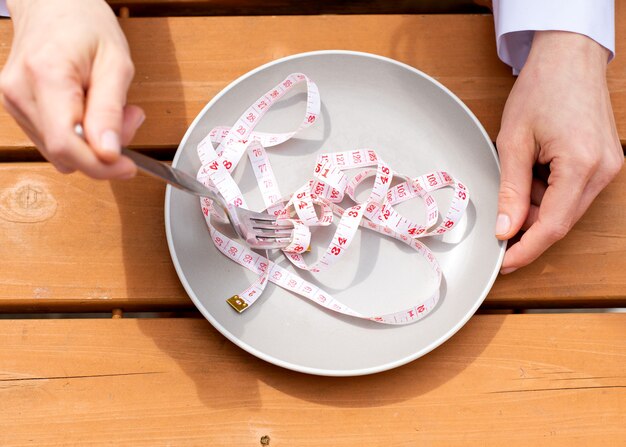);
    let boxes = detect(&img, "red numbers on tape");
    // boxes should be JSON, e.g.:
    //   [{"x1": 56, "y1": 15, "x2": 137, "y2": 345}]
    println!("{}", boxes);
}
[{"x1": 197, "y1": 73, "x2": 470, "y2": 325}]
